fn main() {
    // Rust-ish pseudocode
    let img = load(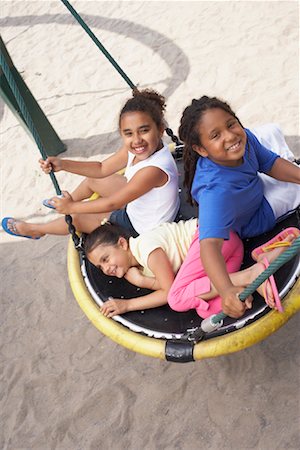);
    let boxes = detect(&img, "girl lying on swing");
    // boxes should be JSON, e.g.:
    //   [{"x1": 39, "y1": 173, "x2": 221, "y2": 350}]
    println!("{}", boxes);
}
[{"x1": 84, "y1": 219, "x2": 299, "y2": 319}]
